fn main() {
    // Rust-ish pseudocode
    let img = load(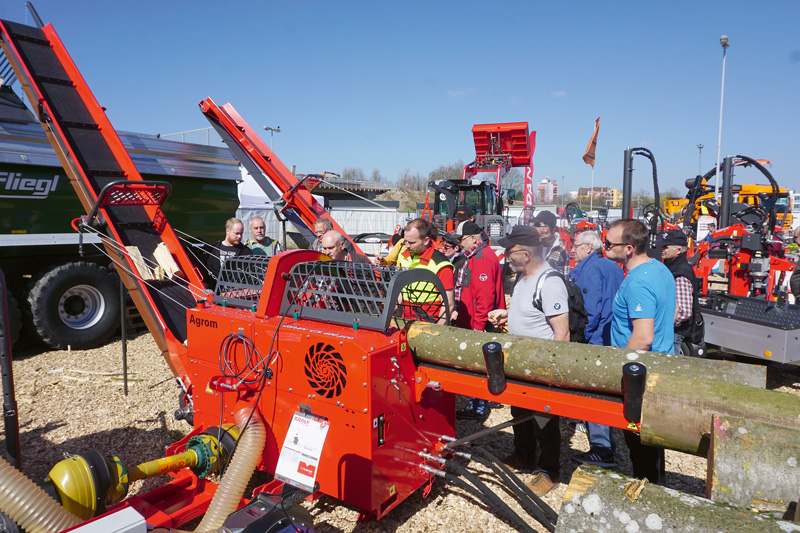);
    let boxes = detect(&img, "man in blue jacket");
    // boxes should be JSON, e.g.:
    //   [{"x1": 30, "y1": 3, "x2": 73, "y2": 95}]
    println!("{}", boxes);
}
[{"x1": 568, "y1": 229, "x2": 623, "y2": 467}]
